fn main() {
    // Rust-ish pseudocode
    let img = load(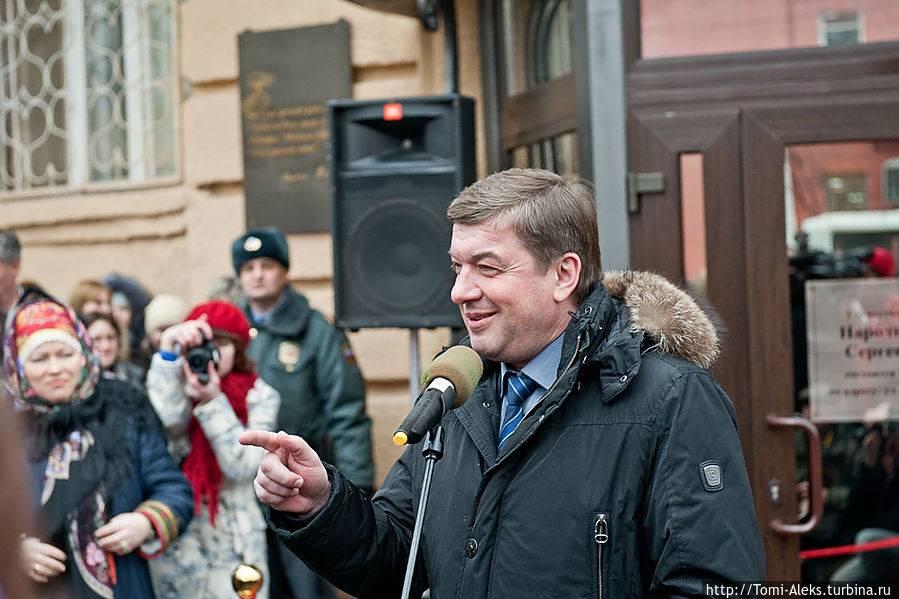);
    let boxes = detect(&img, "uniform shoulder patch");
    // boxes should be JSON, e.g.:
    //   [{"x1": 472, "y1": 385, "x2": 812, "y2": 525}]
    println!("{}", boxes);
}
[{"x1": 699, "y1": 460, "x2": 724, "y2": 492}]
